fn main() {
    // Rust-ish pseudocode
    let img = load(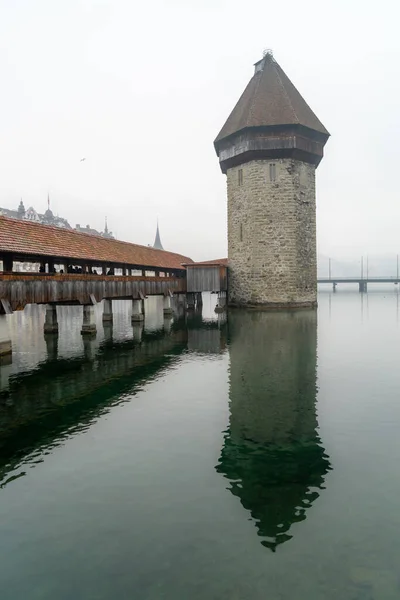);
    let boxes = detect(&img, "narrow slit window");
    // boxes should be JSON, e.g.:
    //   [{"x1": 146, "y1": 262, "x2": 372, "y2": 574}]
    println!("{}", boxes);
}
[
  {"x1": 269, "y1": 163, "x2": 276, "y2": 182},
  {"x1": 240, "y1": 223, "x2": 243, "y2": 241},
  {"x1": 238, "y1": 168, "x2": 243, "y2": 186}
]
